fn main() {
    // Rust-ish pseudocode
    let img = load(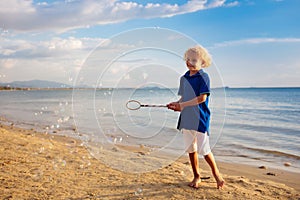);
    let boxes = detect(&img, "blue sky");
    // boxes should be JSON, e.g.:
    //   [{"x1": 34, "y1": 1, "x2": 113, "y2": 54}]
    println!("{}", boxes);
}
[{"x1": 0, "y1": 0, "x2": 299, "y2": 87}]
